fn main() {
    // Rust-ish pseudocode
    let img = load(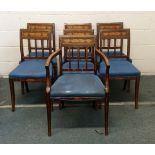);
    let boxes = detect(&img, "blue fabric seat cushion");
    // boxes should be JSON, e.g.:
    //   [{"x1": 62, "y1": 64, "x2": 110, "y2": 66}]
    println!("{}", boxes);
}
[
  {"x1": 27, "y1": 52, "x2": 57, "y2": 65},
  {"x1": 51, "y1": 74, "x2": 105, "y2": 97},
  {"x1": 99, "y1": 60, "x2": 140, "y2": 77},
  {"x1": 9, "y1": 59, "x2": 52, "y2": 79}
]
